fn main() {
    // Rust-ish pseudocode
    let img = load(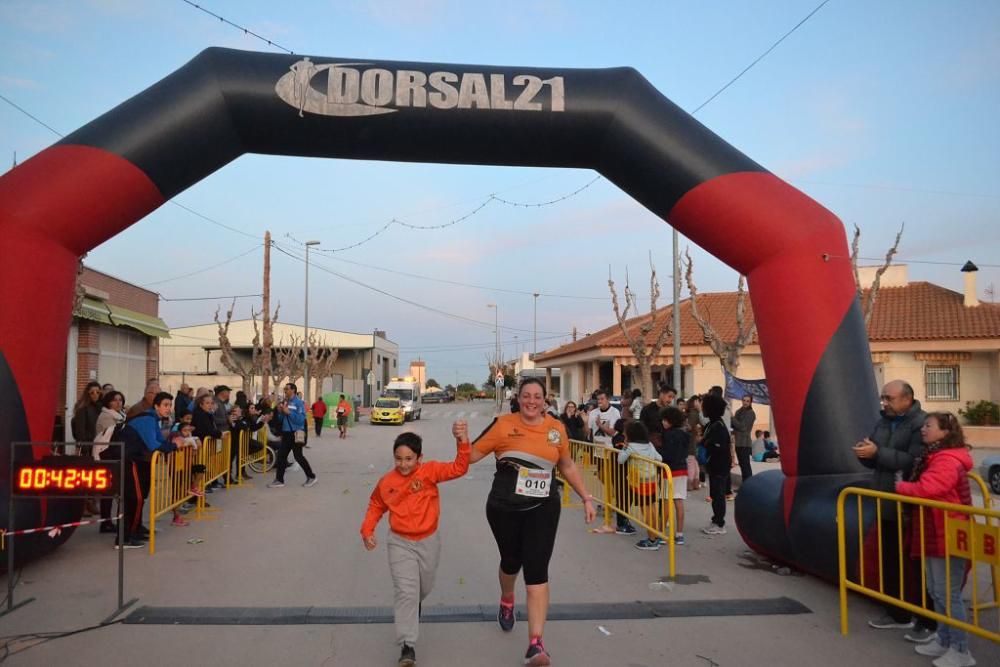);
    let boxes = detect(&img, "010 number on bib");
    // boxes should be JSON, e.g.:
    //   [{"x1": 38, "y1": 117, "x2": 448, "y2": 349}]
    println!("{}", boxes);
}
[{"x1": 514, "y1": 468, "x2": 552, "y2": 498}]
